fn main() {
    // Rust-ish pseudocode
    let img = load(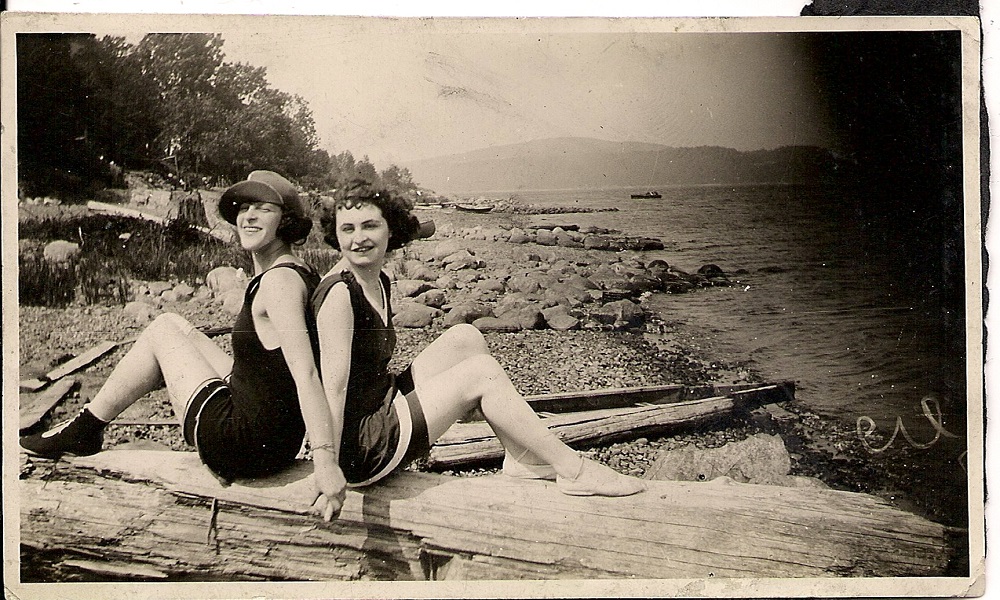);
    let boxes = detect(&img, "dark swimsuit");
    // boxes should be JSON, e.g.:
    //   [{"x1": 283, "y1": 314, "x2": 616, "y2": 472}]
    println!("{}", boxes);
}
[
  {"x1": 311, "y1": 270, "x2": 429, "y2": 484},
  {"x1": 183, "y1": 263, "x2": 320, "y2": 482}
]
